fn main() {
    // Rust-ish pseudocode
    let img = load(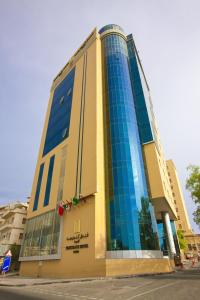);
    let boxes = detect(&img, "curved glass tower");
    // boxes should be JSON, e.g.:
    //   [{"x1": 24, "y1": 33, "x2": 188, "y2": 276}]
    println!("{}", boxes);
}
[{"x1": 100, "y1": 25, "x2": 159, "y2": 252}]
